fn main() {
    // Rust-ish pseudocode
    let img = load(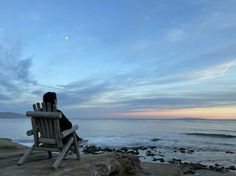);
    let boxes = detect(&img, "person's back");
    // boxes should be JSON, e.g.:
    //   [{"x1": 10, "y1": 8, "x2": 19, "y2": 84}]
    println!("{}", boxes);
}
[{"x1": 43, "y1": 92, "x2": 82, "y2": 144}]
